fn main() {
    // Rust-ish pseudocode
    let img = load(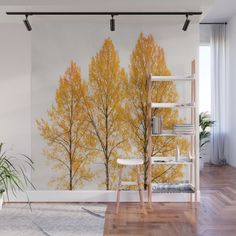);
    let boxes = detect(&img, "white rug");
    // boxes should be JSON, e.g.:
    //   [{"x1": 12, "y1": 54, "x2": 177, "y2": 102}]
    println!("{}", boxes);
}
[{"x1": 0, "y1": 203, "x2": 106, "y2": 236}]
